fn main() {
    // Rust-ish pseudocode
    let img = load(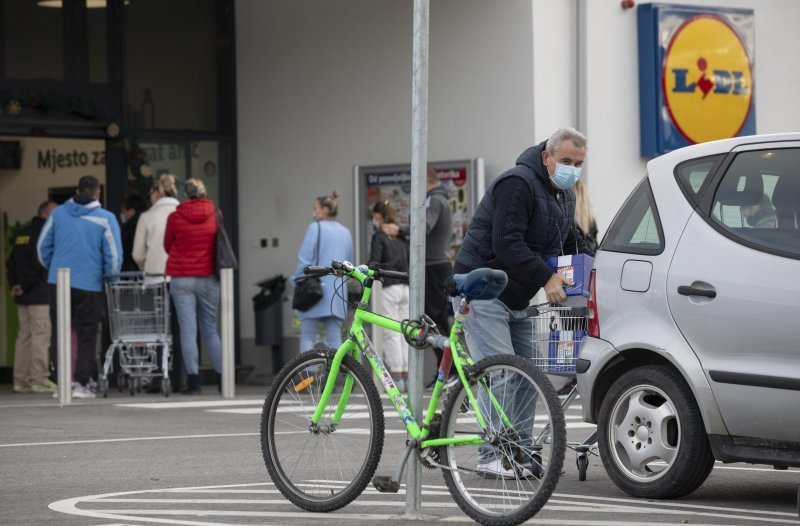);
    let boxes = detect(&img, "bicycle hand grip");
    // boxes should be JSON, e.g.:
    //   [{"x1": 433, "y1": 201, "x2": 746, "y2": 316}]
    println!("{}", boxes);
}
[{"x1": 303, "y1": 266, "x2": 330, "y2": 277}]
